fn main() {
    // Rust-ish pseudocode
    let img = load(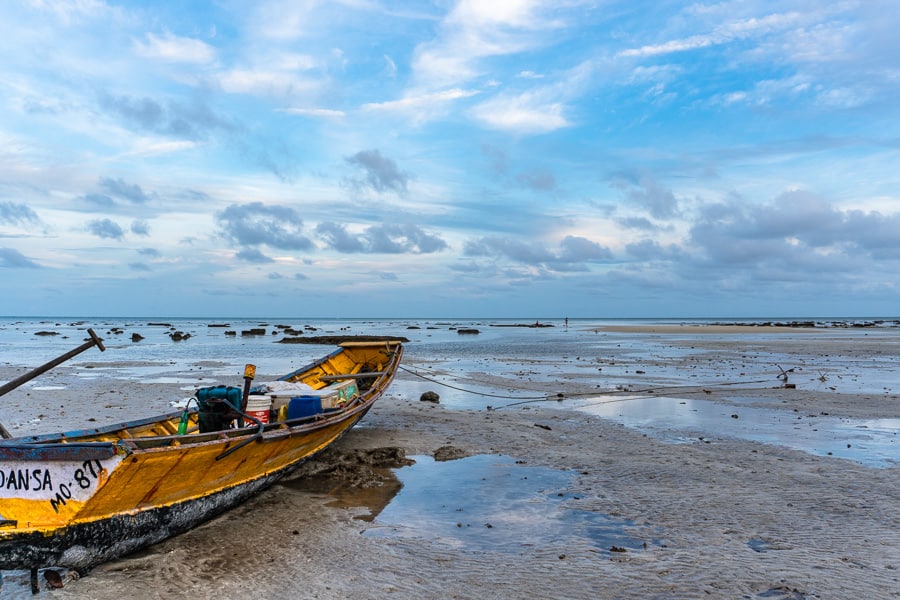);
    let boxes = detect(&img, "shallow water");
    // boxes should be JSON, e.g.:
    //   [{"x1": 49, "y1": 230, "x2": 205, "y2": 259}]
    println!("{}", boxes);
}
[
  {"x1": 360, "y1": 455, "x2": 655, "y2": 554},
  {"x1": 572, "y1": 395, "x2": 899, "y2": 468}
]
